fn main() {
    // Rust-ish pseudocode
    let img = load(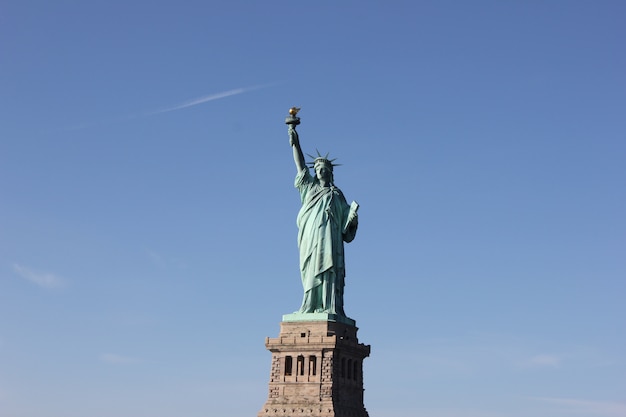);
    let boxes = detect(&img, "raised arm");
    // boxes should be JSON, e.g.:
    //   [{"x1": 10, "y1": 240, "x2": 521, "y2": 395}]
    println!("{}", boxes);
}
[{"x1": 289, "y1": 126, "x2": 306, "y2": 173}]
